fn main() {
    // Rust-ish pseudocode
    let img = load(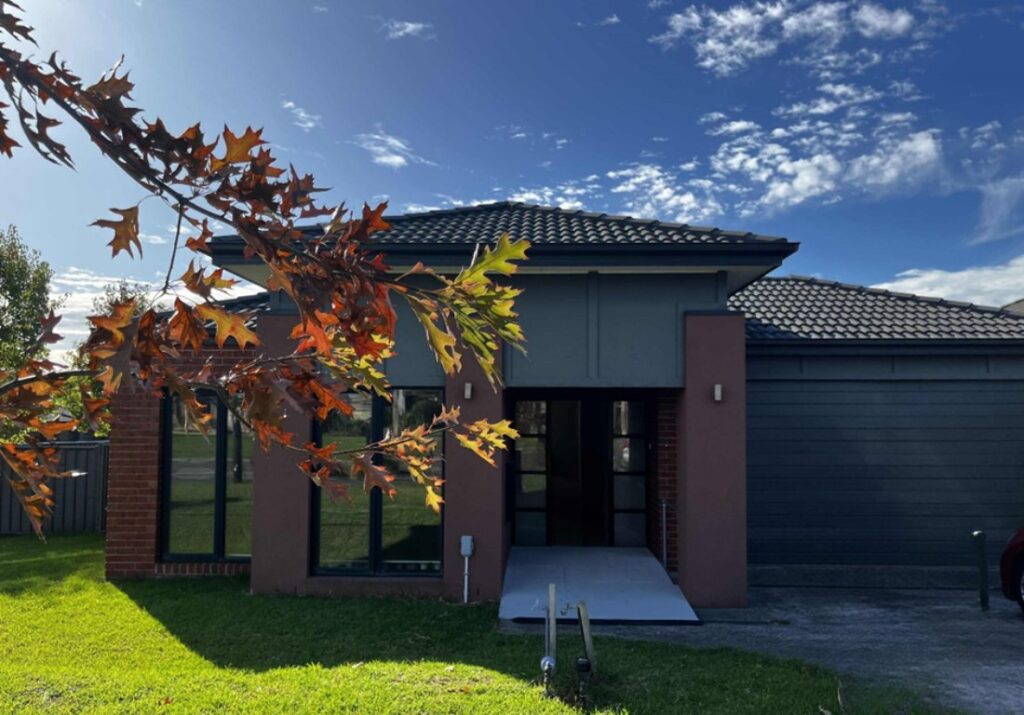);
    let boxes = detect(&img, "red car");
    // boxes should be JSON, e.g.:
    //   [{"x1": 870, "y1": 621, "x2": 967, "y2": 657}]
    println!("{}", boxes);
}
[{"x1": 1000, "y1": 528, "x2": 1024, "y2": 613}]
